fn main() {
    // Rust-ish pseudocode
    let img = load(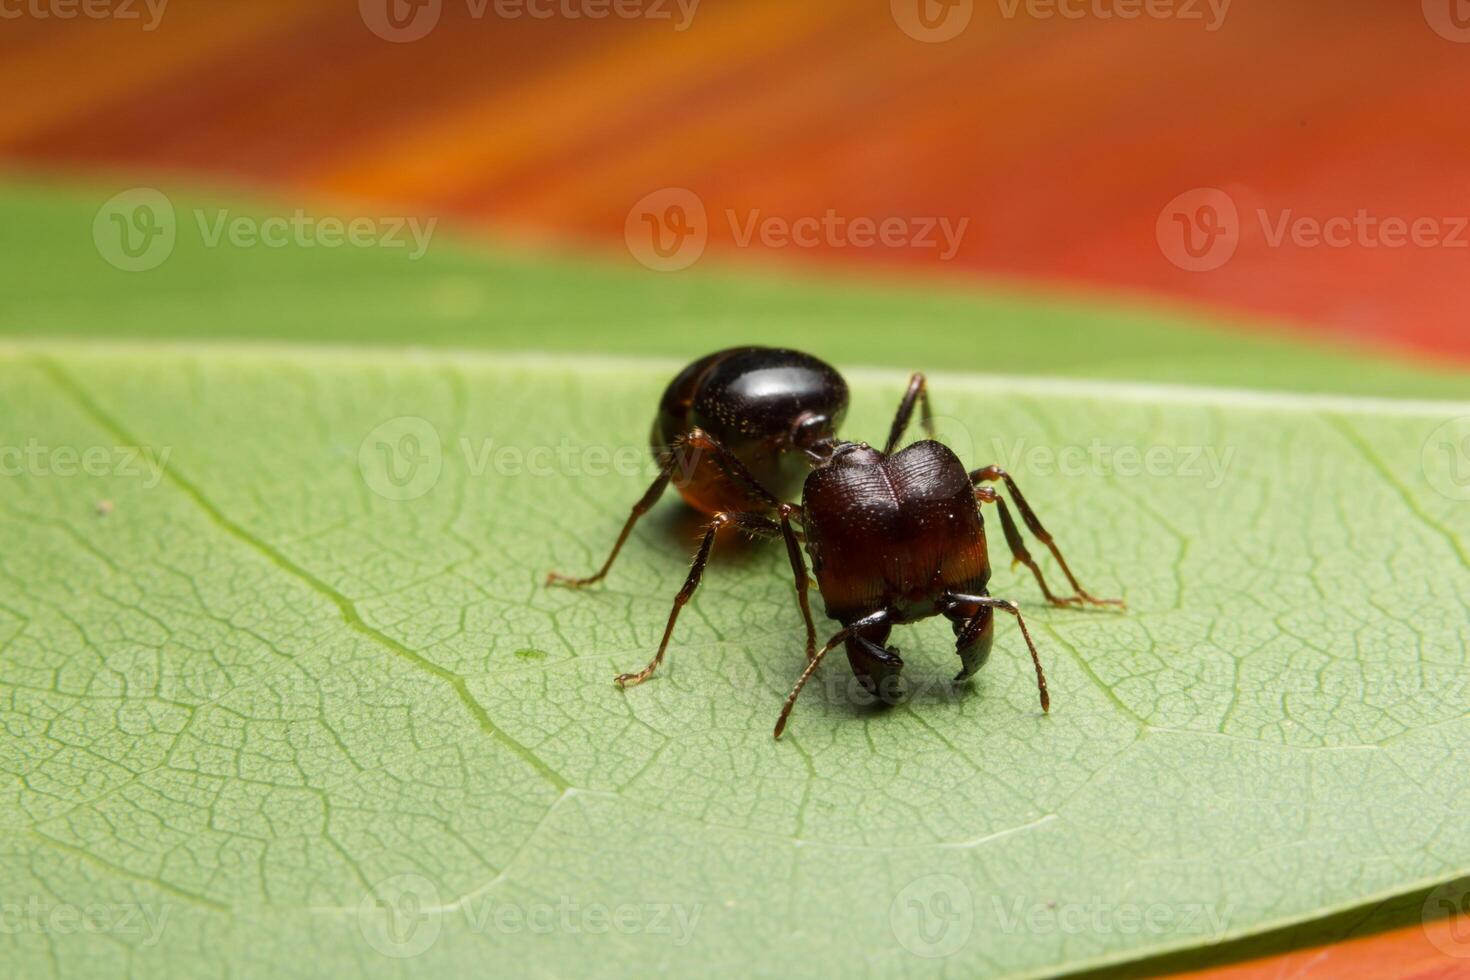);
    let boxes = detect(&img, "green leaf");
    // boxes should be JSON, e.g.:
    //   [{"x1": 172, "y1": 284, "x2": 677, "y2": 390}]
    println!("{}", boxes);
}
[
  {"x1": 3, "y1": 338, "x2": 1468, "y2": 978},
  {"x1": 3, "y1": 175, "x2": 1469, "y2": 399}
]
